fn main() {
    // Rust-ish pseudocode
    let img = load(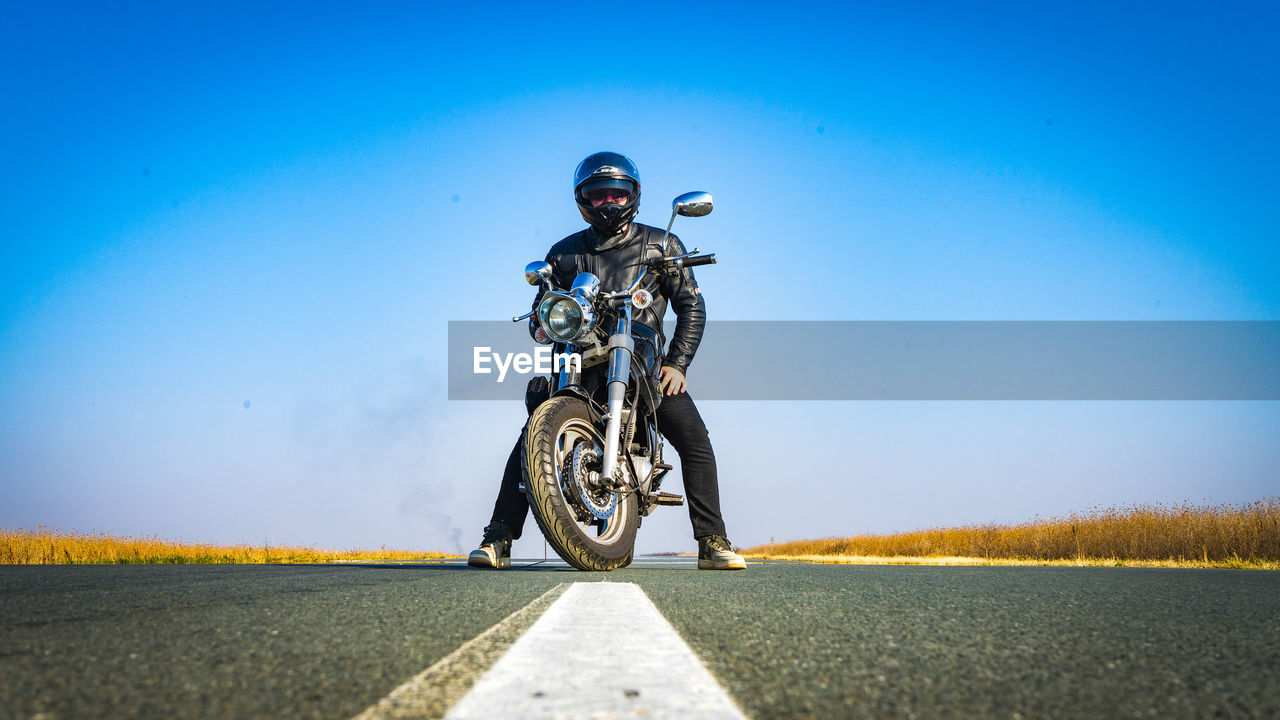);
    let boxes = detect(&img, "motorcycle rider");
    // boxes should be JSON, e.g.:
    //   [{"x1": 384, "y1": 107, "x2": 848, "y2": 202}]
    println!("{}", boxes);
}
[{"x1": 469, "y1": 151, "x2": 746, "y2": 571}]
